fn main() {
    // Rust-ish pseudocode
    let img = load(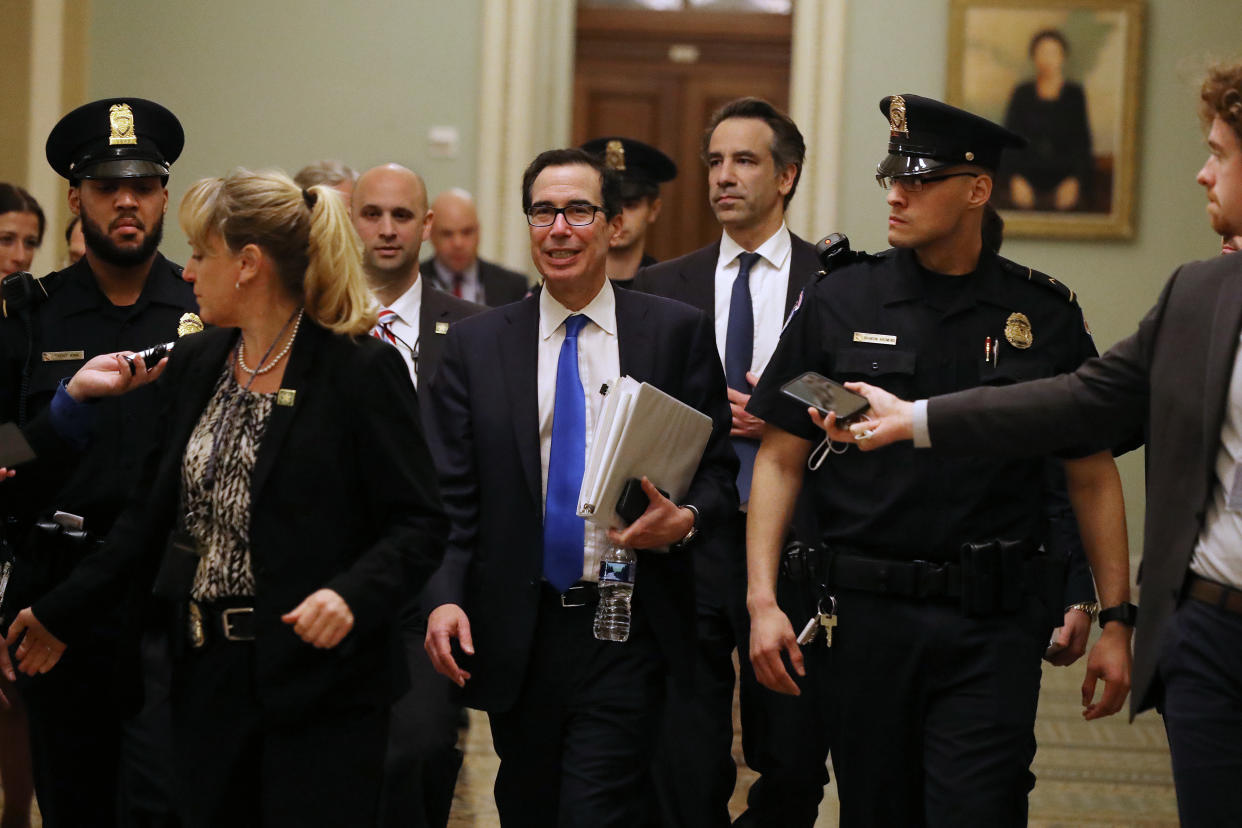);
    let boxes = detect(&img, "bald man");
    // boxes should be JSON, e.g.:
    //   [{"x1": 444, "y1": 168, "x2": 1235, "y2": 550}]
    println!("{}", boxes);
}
[
  {"x1": 420, "y1": 188, "x2": 529, "y2": 306},
  {"x1": 352, "y1": 164, "x2": 484, "y2": 828}
]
